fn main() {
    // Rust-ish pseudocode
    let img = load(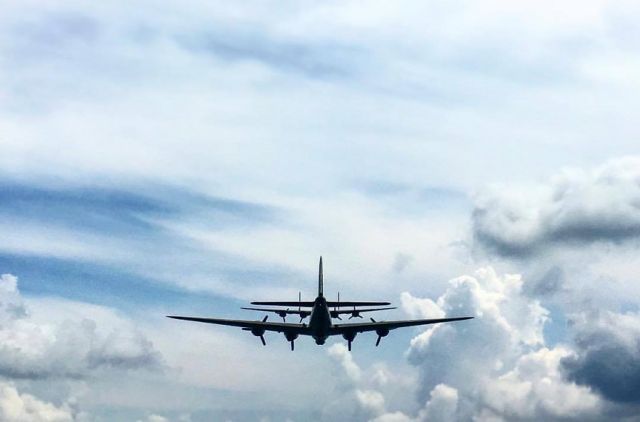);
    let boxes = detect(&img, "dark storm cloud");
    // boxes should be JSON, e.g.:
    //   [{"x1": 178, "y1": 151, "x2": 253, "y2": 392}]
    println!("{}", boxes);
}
[
  {"x1": 472, "y1": 158, "x2": 640, "y2": 258},
  {"x1": 561, "y1": 312, "x2": 640, "y2": 404}
]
